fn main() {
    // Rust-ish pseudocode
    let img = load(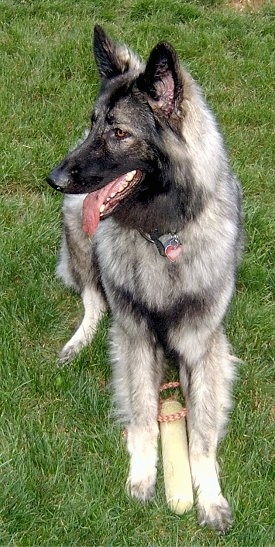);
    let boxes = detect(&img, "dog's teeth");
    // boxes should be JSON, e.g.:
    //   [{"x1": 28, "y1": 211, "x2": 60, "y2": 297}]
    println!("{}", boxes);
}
[
  {"x1": 110, "y1": 192, "x2": 116, "y2": 198},
  {"x1": 118, "y1": 181, "x2": 129, "y2": 192},
  {"x1": 125, "y1": 170, "x2": 136, "y2": 182},
  {"x1": 99, "y1": 204, "x2": 106, "y2": 213}
]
